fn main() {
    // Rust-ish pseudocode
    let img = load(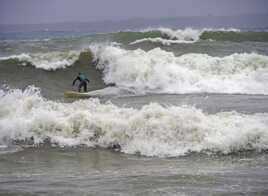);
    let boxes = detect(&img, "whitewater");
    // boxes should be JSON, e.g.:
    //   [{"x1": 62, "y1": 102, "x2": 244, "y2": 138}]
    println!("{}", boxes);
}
[
  {"x1": 1, "y1": 27, "x2": 268, "y2": 153},
  {"x1": 1, "y1": 22, "x2": 268, "y2": 195},
  {"x1": 1, "y1": 87, "x2": 268, "y2": 157},
  {"x1": 91, "y1": 45, "x2": 268, "y2": 95},
  {"x1": 1, "y1": 44, "x2": 268, "y2": 95}
]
